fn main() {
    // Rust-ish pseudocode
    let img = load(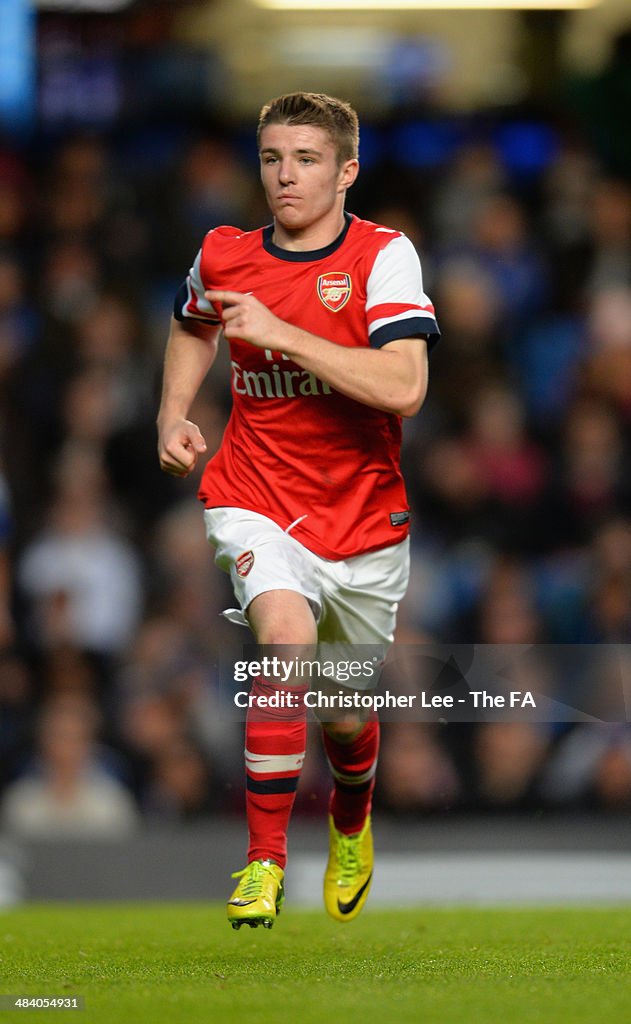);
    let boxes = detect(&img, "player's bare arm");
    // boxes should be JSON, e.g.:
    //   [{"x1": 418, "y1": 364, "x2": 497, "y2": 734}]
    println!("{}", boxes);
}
[
  {"x1": 205, "y1": 289, "x2": 428, "y2": 418},
  {"x1": 157, "y1": 316, "x2": 220, "y2": 477}
]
